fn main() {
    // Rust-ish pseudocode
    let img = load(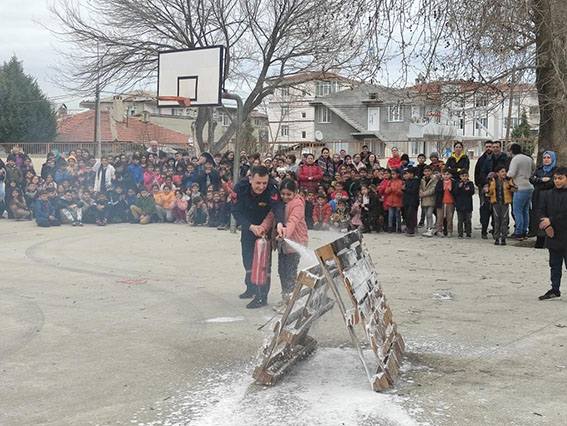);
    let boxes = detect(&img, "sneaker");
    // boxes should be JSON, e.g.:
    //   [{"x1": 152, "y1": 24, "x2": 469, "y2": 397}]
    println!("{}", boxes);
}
[
  {"x1": 239, "y1": 289, "x2": 256, "y2": 299},
  {"x1": 501, "y1": 239, "x2": 507, "y2": 246},
  {"x1": 103, "y1": 218, "x2": 108, "y2": 226},
  {"x1": 272, "y1": 299, "x2": 286, "y2": 313},
  {"x1": 538, "y1": 289, "x2": 561, "y2": 300},
  {"x1": 406, "y1": 232, "x2": 416, "y2": 237},
  {"x1": 422, "y1": 229, "x2": 433, "y2": 237},
  {"x1": 481, "y1": 233, "x2": 488, "y2": 240},
  {"x1": 78, "y1": 222, "x2": 83, "y2": 227},
  {"x1": 458, "y1": 234, "x2": 463, "y2": 239},
  {"x1": 494, "y1": 240, "x2": 500, "y2": 245},
  {"x1": 446, "y1": 232, "x2": 453, "y2": 238},
  {"x1": 95, "y1": 218, "x2": 101, "y2": 226},
  {"x1": 246, "y1": 297, "x2": 267, "y2": 309},
  {"x1": 418, "y1": 221, "x2": 424, "y2": 227},
  {"x1": 466, "y1": 234, "x2": 471, "y2": 239},
  {"x1": 217, "y1": 225, "x2": 228, "y2": 230},
  {"x1": 72, "y1": 221, "x2": 78, "y2": 227}
]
